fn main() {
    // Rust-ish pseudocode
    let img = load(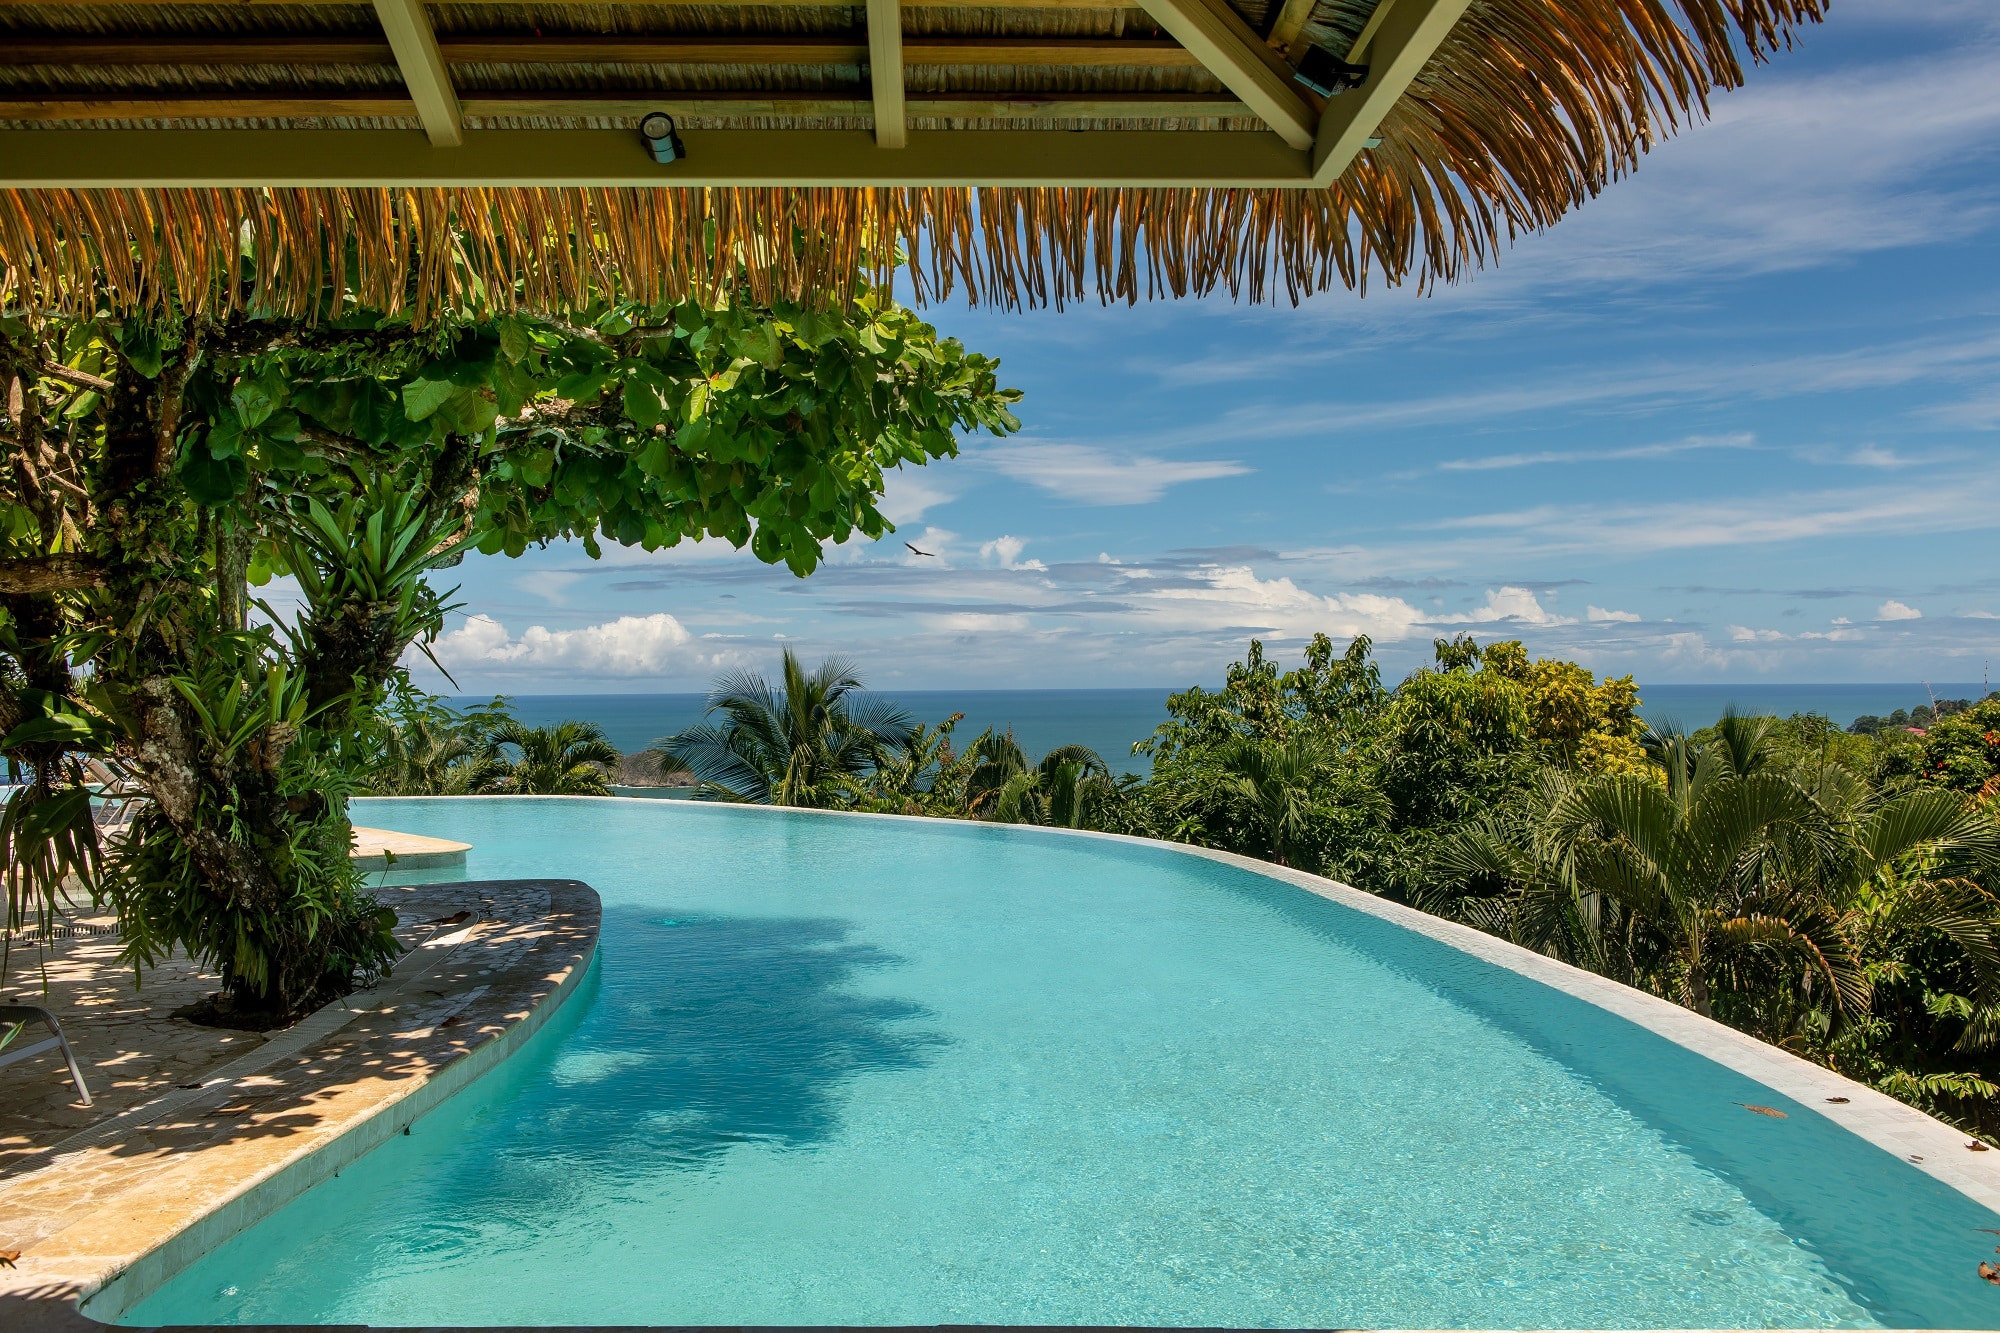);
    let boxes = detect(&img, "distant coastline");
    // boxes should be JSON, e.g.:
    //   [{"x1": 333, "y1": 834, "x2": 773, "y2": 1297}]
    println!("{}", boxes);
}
[{"x1": 463, "y1": 682, "x2": 1992, "y2": 779}]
